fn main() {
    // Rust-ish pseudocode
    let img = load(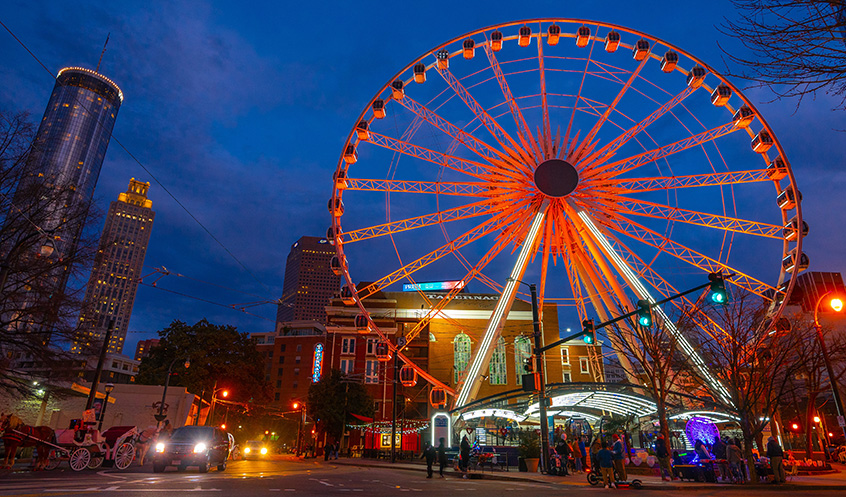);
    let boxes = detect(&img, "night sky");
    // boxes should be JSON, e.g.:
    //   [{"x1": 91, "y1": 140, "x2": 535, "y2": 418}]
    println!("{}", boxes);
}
[{"x1": 1, "y1": 1, "x2": 844, "y2": 357}]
